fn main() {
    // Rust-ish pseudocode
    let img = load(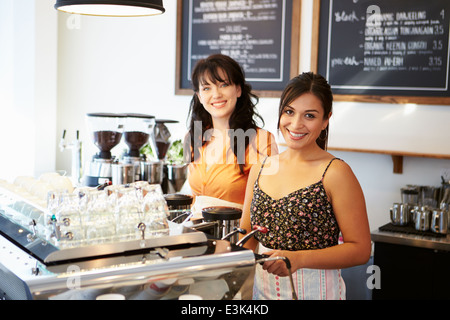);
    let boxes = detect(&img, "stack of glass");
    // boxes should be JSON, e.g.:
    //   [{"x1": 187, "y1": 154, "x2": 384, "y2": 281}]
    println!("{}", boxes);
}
[{"x1": 46, "y1": 182, "x2": 169, "y2": 248}]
